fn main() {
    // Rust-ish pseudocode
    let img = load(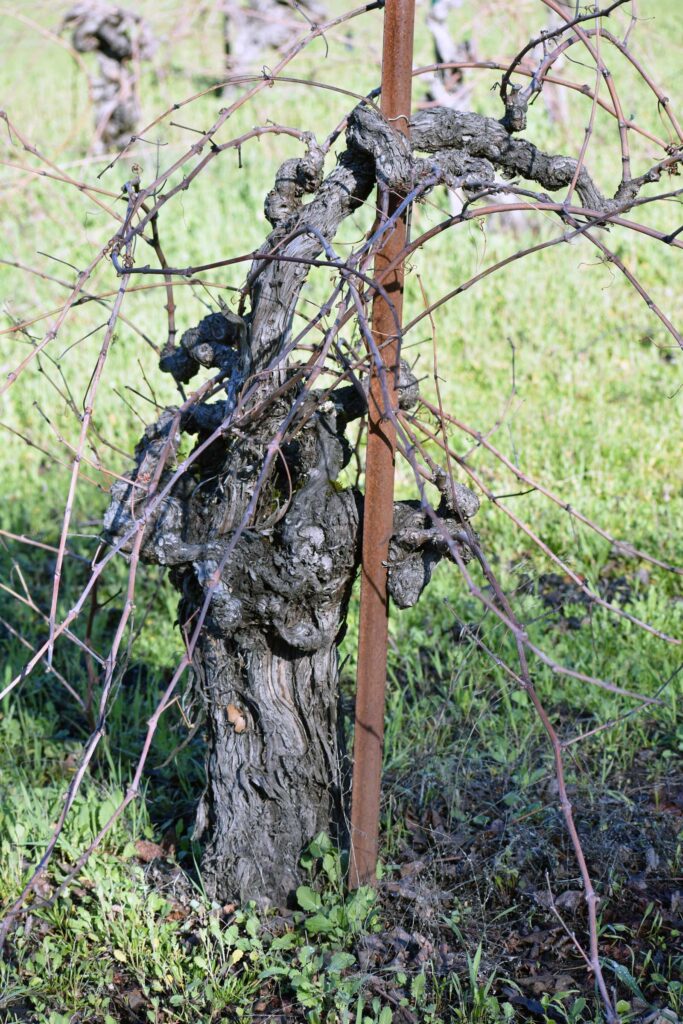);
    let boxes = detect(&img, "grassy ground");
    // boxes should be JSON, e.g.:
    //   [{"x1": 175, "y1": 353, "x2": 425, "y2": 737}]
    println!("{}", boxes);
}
[{"x1": 0, "y1": 1, "x2": 682, "y2": 1022}]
